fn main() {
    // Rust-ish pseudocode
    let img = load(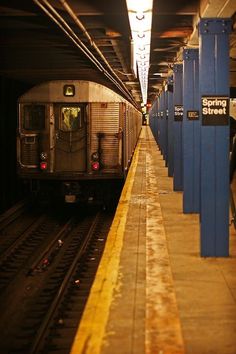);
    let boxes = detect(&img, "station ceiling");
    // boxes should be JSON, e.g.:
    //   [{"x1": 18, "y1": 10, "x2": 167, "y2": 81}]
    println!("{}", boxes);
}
[{"x1": 0, "y1": 0, "x2": 236, "y2": 106}]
